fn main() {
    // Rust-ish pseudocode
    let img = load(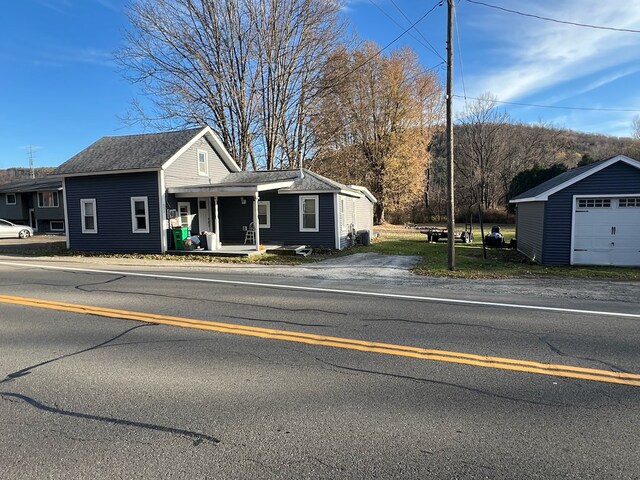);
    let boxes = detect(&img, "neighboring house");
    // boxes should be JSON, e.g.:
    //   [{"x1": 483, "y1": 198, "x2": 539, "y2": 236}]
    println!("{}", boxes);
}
[
  {"x1": 0, "y1": 177, "x2": 65, "y2": 233},
  {"x1": 510, "y1": 154, "x2": 640, "y2": 266},
  {"x1": 53, "y1": 126, "x2": 376, "y2": 253}
]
